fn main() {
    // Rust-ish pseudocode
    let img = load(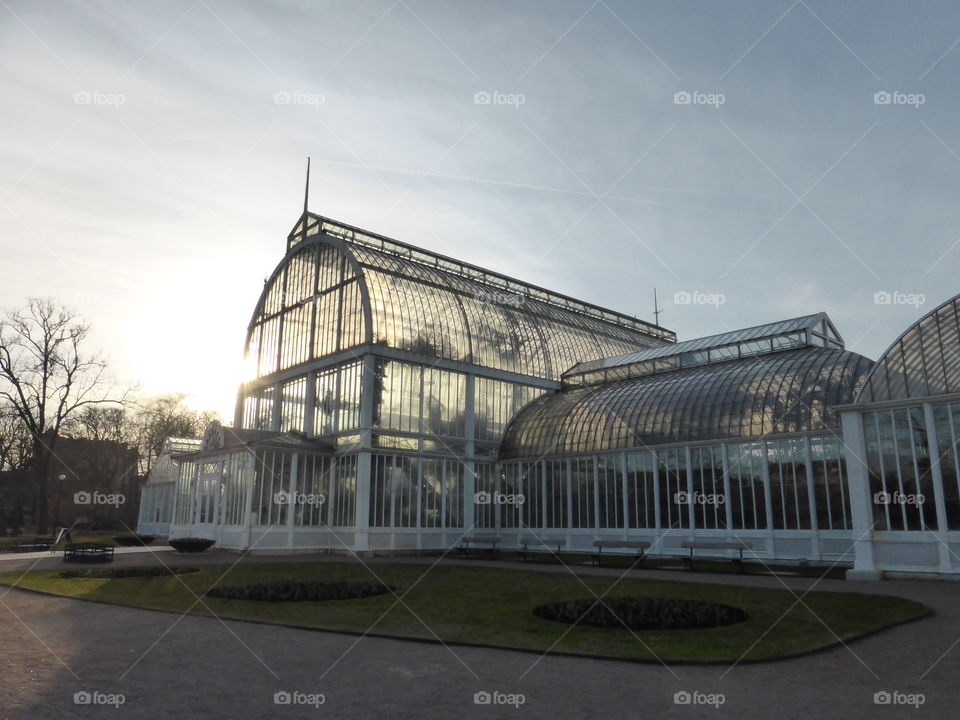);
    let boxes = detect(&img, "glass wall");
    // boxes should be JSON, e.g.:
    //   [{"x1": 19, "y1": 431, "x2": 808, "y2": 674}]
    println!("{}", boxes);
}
[
  {"x1": 245, "y1": 243, "x2": 366, "y2": 378},
  {"x1": 369, "y1": 453, "x2": 464, "y2": 528},
  {"x1": 864, "y1": 408, "x2": 936, "y2": 531},
  {"x1": 768, "y1": 438, "x2": 810, "y2": 530},
  {"x1": 375, "y1": 360, "x2": 466, "y2": 439},
  {"x1": 493, "y1": 434, "x2": 852, "y2": 534},
  {"x1": 934, "y1": 403, "x2": 960, "y2": 529},
  {"x1": 726, "y1": 442, "x2": 765, "y2": 530}
]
